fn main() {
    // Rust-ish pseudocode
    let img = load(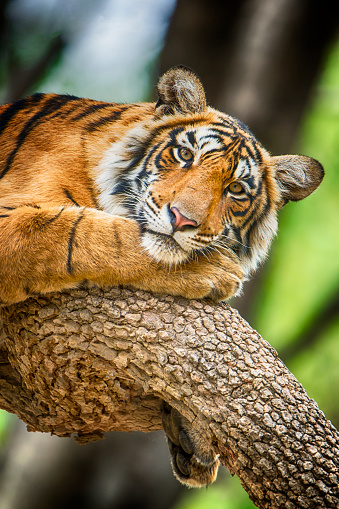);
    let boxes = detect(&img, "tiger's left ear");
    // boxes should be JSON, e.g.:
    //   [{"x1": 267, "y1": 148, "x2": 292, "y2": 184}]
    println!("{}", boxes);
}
[
  {"x1": 272, "y1": 155, "x2": 324, "y2": 206},
  {"x1": 156, "y1": 66, "x2": 207, "y2": 115}
]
